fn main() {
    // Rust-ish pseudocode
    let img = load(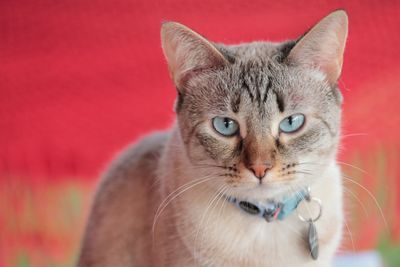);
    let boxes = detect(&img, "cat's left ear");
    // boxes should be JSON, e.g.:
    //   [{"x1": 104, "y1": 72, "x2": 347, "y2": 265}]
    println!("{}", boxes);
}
[
  {"x1": 287, "y1": 10, "x2": 348, "y2": 85},
  {"x1": 161, "y1": 22, "x2": 228, "y2": 89}
]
